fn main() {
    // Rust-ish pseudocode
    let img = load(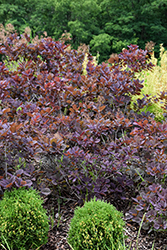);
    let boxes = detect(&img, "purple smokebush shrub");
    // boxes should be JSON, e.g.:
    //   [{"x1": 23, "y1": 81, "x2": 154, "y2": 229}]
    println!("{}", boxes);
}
[{"x1": 0, "y1": 33, "x2": 167, "y2": 231}]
